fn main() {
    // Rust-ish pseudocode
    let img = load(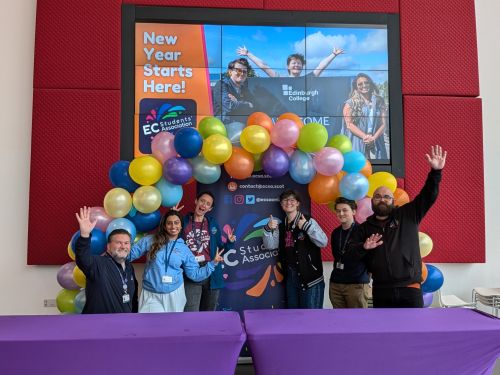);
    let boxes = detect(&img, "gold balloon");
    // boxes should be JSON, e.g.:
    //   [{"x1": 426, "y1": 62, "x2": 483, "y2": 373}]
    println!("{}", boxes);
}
[
  {"x1": 133, "y1": 185, "x2": 162, "y2": 213},
  {"x1": 104, "y1": 188, "x2": 132, "y2": 218},
  {"x1": 202, "y1": 134, "x2": 233, "y2": 164},
  {"x1": 240, "y1": 125, "x2": 271, "y2": 154},
  {"x1": 67, "y1": 241, "x2": 75, "y2": 260},
  {"x1": 419, "y1": 232, "x2": 433, "y2": 258},
  {"x1": 367, "y1": 172, "x2": 397, "y2": 197},
  {"x1": 73, "y1": 266, "x2": 86, "y2": 288},
  {"x1": 129, "y1": 155, "x2": 163, "y2": 186}
]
